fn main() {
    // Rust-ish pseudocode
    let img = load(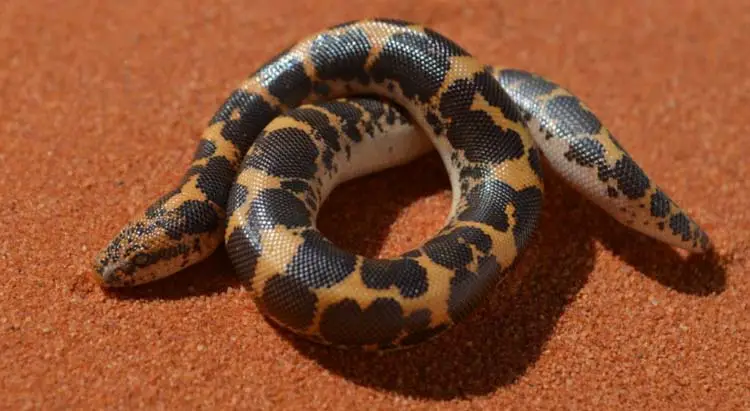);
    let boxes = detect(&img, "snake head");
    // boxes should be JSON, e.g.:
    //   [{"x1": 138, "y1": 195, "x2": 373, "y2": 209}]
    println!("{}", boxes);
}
[
  {"x1": 92, "y1": 219, "x2": 187, "y2": 287},
  {"x1": 91, "y1": 200, "x2": 225, "y2": 287}
]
